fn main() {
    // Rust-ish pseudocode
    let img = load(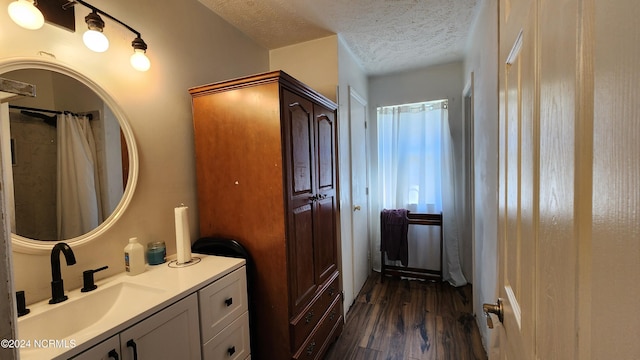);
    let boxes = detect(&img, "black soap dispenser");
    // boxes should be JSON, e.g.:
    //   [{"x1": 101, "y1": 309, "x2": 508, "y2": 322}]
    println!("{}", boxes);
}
[{"x1": 81, "y1": 266, "x2": 109, "y2": 292}]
